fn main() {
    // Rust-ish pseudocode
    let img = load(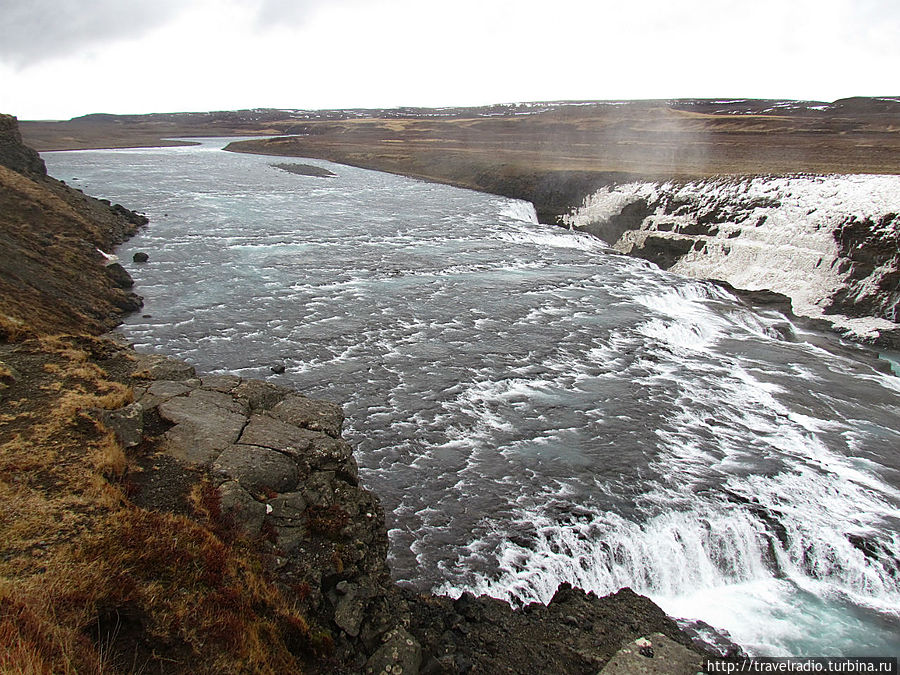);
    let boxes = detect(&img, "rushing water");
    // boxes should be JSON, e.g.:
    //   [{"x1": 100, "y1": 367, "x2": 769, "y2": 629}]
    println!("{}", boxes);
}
[{"x1": 45, "y1": 139, "x2": 900, "y2": 657}]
